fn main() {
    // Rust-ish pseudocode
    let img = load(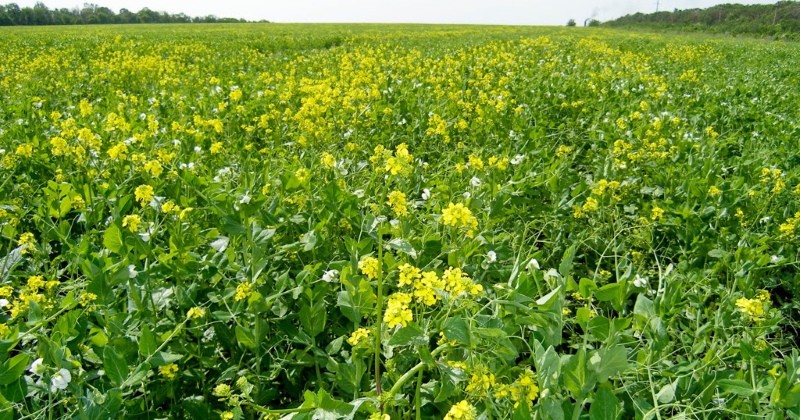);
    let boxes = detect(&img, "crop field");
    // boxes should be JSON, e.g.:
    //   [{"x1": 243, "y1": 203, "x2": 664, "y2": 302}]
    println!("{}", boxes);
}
[{"x1": 1, "y1": 23, "x2": 800, "y2": 419}]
